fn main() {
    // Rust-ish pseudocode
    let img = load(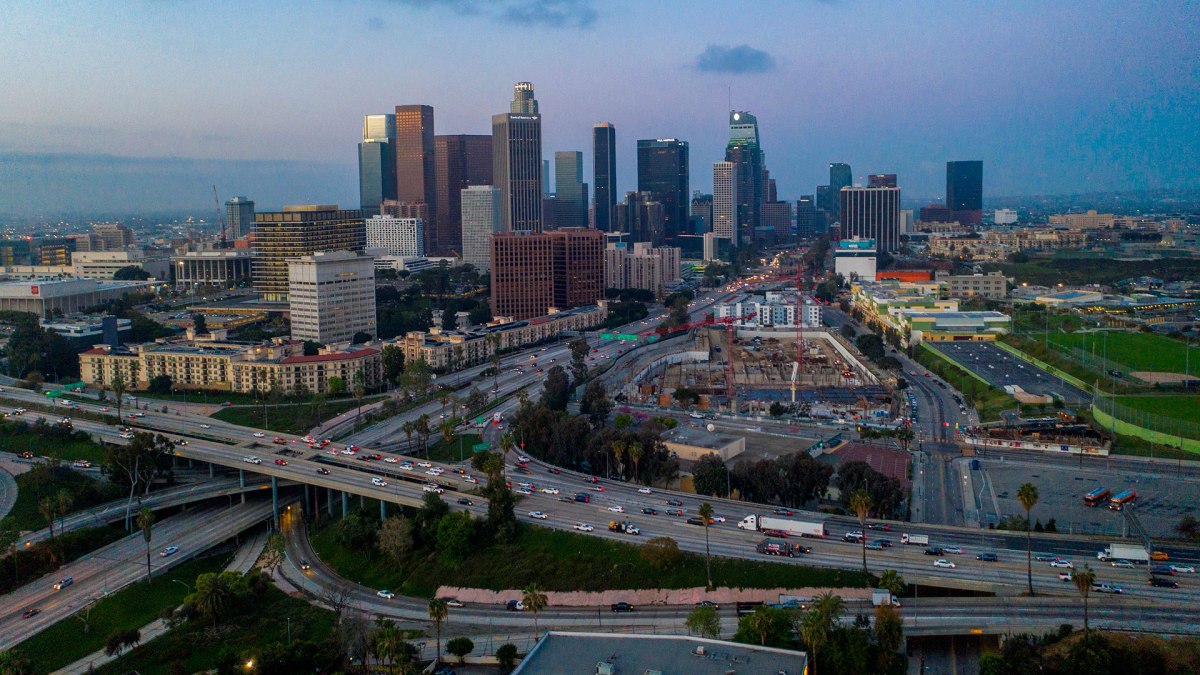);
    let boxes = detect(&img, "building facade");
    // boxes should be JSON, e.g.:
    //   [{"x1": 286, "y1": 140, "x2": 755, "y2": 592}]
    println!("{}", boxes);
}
[
  {"x1": 867, "y1": 173, "x2": 897, "y2": 188},
  {"x1": 365, "y1": 215, "x2": 424, "y2": 257},
  {"x1": 936, "y1": 271, "x2": 1009, "y2": 299},
  {"x1": 394, "y1": 105, "x2": 437, "y2": 251},
  {"x1": 492, "y1": 83, "x2": 543, "y2": 232},
  {"x1": 636, "y1": 138, "x2": 690, "y2": 243},
  {"x1": 828, "y1": 163, "x2": 853, "y2": 220},
  {"x1": 490, "y1": 228, "x2": 603, "y2": 320},
  {"x1": 833, "y1": 237, "x2": 878, "y2": 282},
  {"x1": 172, "y1": 249, "x2": 253, "y2": 286},
  {"x1": 553, "y1": 150, "x2": 587, "y2": 228},
  {"x1": 604, "y1": 242, "x2": 681, "y2": 298},
  {"x1": 839, "y1": 187, "x2": 900, "y2": 252},
  {"x1": 460, "y1": 185, "x2": 501, "y2": 273},
  {"x1": 593, "y1": 123, "x2": 617, "y2": 231},
  {"x1": 224, "y1": 197, "x2": 256, "y2": 240},
  {"x1": 613, "y1": 192, "x2": 665, "y2": 244},
  {"x1": 0, "y1": 278, "x2": 154, "y2": 318},
  {"x1": 287, "y1": 251, "x2": 377, "y2": 345},
  {"x1": 946, "y1": 160, "x2": 983, "y2": 226},
  {"x1": 712, "y1": 162, "x2": 738, "y2": 245},
  {"x1": 252, "y1": 205, "x2": 365, "y2": 301},
  {"x1": 434, "y1": 134, "x2": 492, "y2": 255}
]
